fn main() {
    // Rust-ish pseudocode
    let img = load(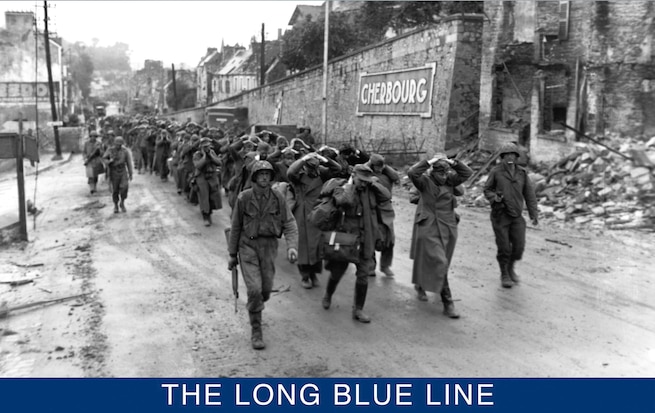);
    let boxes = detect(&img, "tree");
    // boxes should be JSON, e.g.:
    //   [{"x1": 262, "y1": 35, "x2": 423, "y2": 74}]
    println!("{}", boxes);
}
[
  {"x1": 166, "y1": 82, "x2": 197, "y2": 111},
  {"x1": 281, "y1": 2, "x2": 484, "y2": 72},
  {"x1": 378, "y1": 1, "x2": 484, "y2": 33},
  {"x1": 87, "y1": 42, "x2": 131, "y2": 71},
  {"x1": 354, "y1": 2, "x2": 395, "y2": 44},
  {"x1": 281, "y1": 12, "x2": 362, "y2": 72},
  {"x1": 70, "y1": 49, "x2": 94, "y2": 99}
]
